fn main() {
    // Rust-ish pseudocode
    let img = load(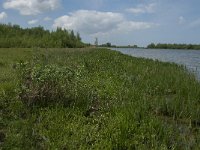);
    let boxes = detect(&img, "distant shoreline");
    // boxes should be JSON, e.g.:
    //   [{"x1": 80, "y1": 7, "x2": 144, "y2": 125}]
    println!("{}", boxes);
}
[{"x1": 98, "y1": 43, "x2": 200, "y2": 50}]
